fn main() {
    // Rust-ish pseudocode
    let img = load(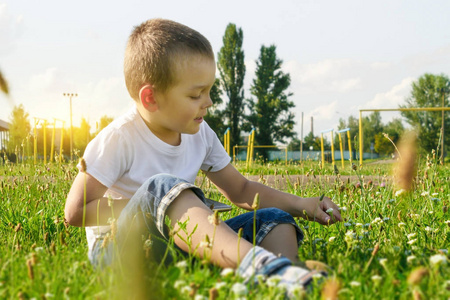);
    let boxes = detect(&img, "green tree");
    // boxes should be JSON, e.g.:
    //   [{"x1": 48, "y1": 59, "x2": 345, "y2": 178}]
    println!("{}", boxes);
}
[
  {"x1": 204, "y1": 79, "x2": 227, "y2": 139},
  {"x1": 303, "y1": 132, "x2": 323, "y2": 151},
  {"x1": 217, "y1": 23, "x2": 246, "y2": 147},
  {"x1": 400, "y1": 73, "x2": 450, "y2": 155},
  {"x1": 247, "y1": 45, "x2": 295, "y2": 154},
  {"x1": 7, "y1": 104, "x2": 31, "y2": 152},
  {"x1": 94, "y1": 115, "x2": 114, "y2": 137},
  {"x1": 73, "y1": 118, "x2": 91, "y2": 155},
  {"x1": 373, "y1": 118, "x2": 404, "y2": 156}
]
